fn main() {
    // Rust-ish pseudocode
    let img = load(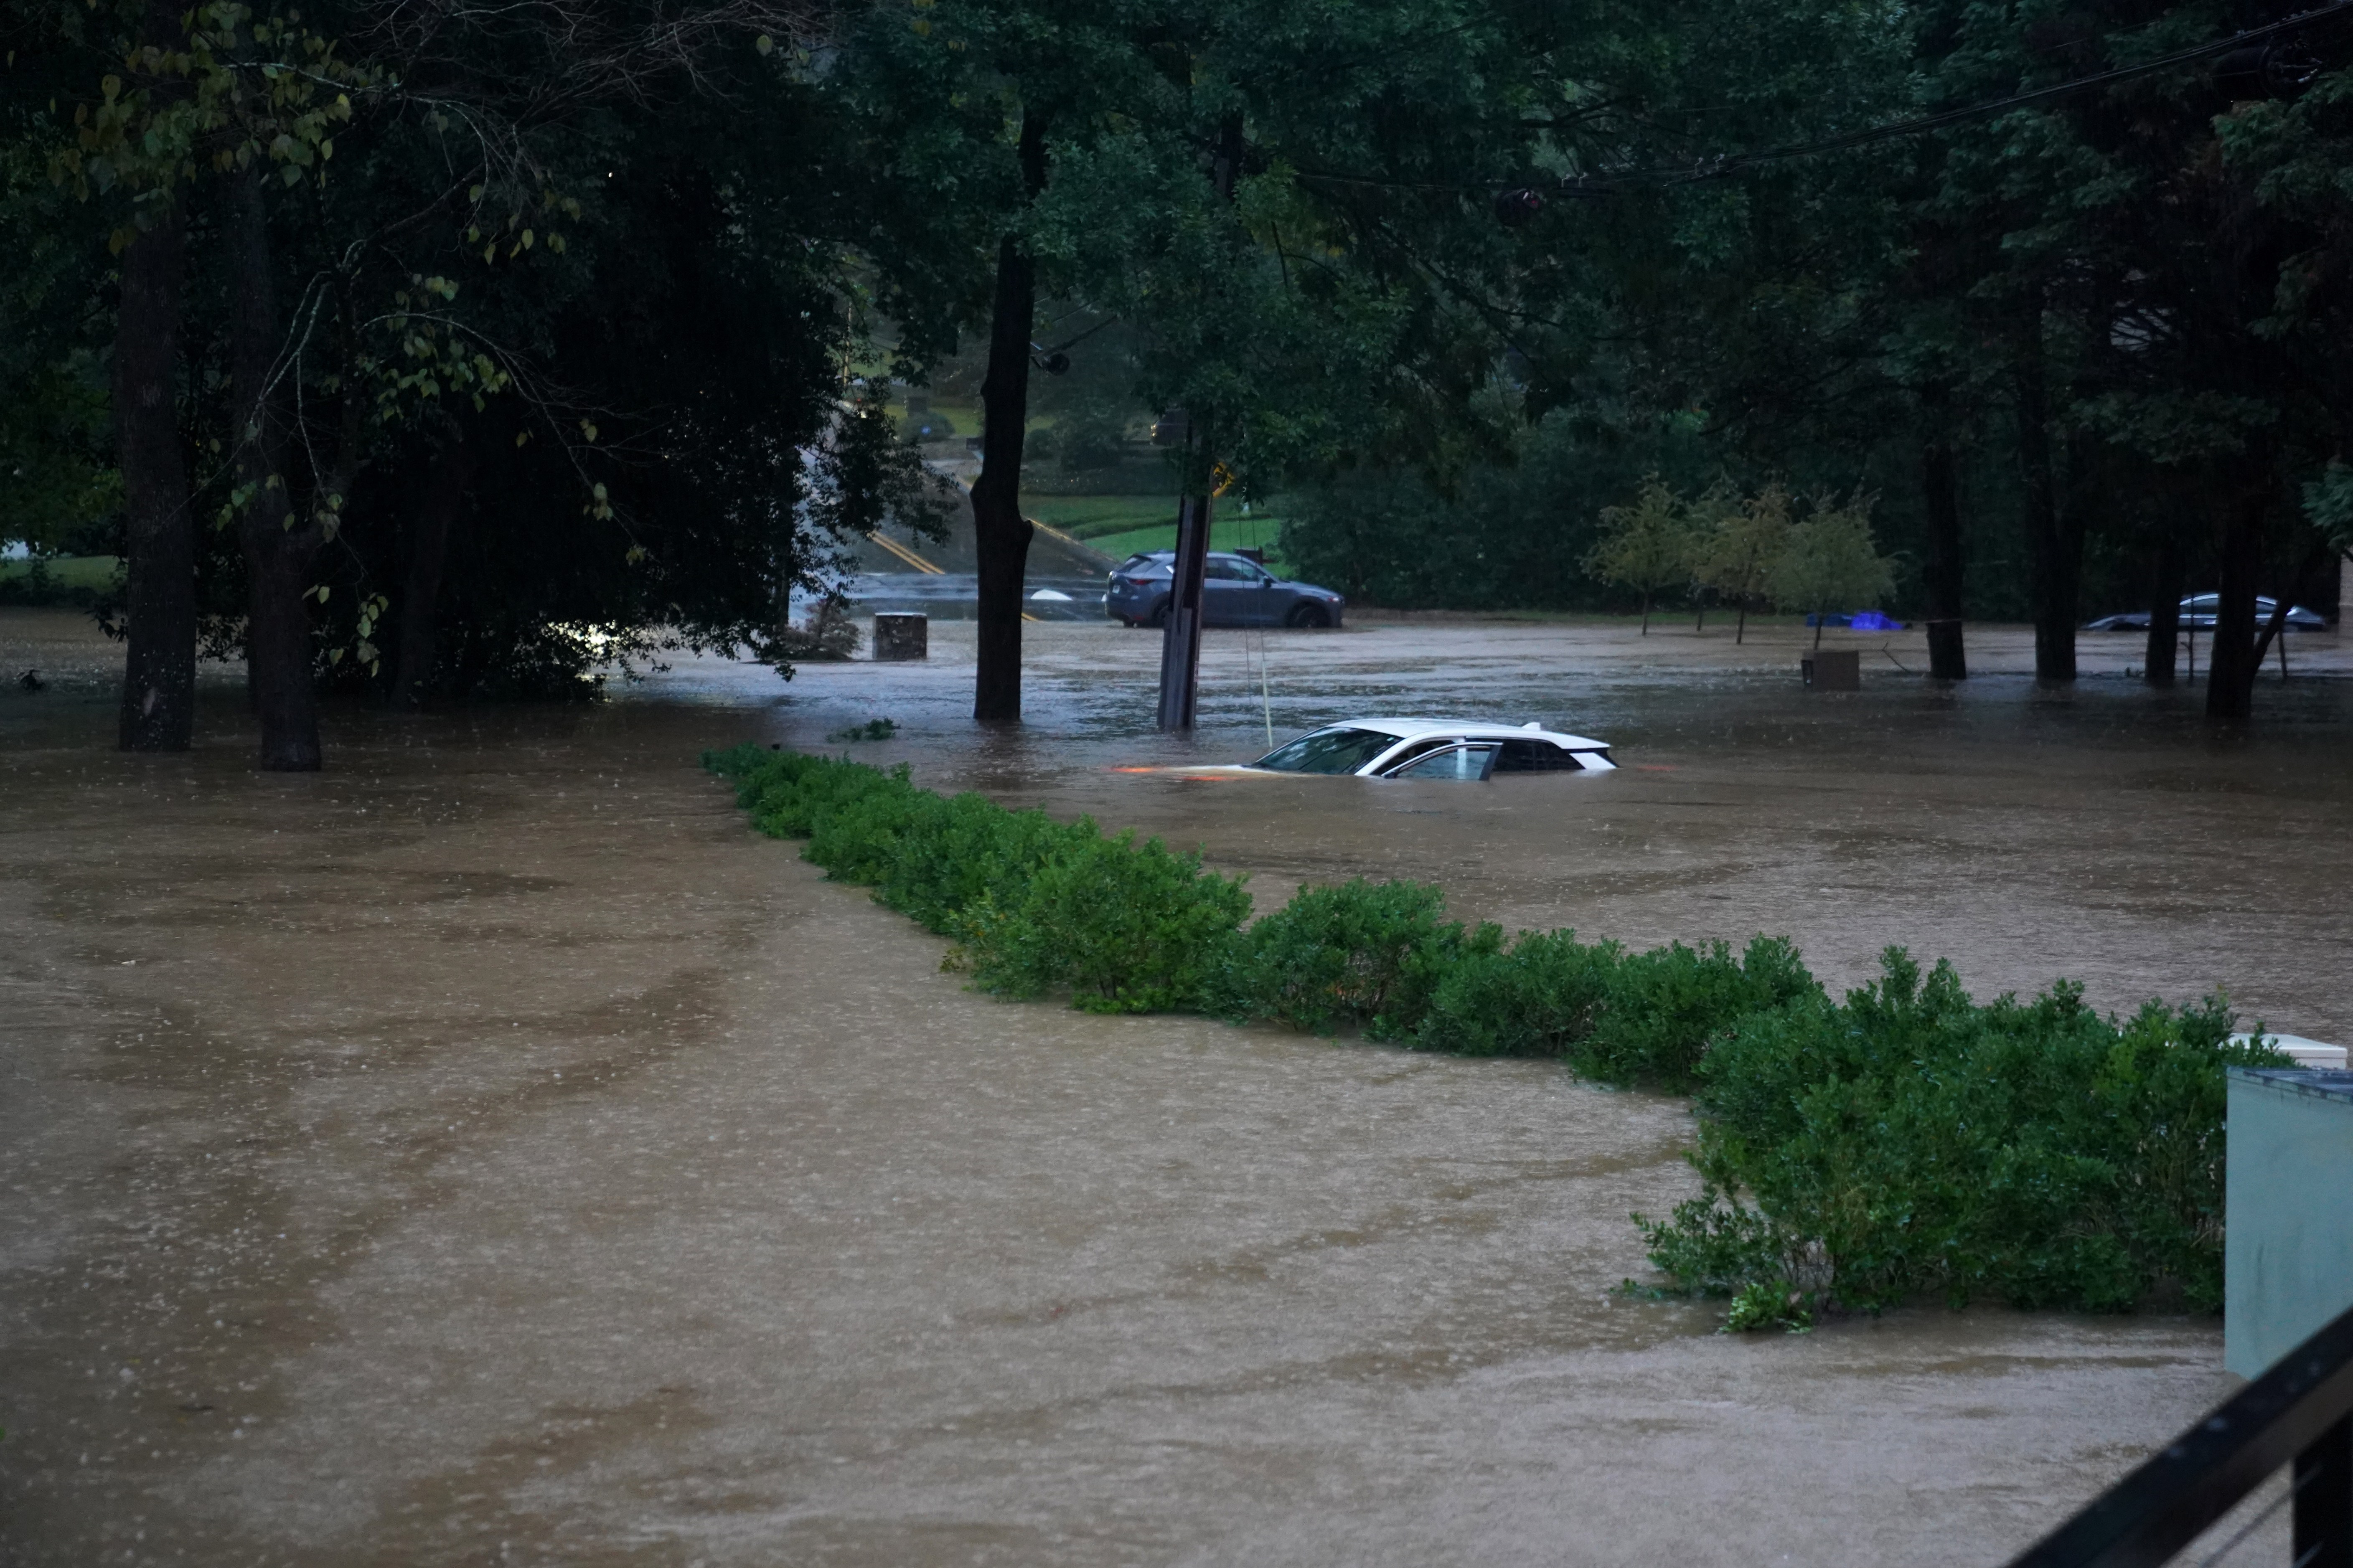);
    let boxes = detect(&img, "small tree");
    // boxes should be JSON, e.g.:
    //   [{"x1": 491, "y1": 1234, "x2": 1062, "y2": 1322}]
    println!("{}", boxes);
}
[
  {"x1": 1694, "y1": 482, "x2": 1792, "y2": 644},
  {"x1": 1683, "y1": 478, "x2": 1740, "y2": 633},
  {"x1": 1764, "y1": 492, "x2": 1896, "y2": 648},
  {"x1": 1587, "y1": 475, "x2": 1697, "y2": 634}
]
